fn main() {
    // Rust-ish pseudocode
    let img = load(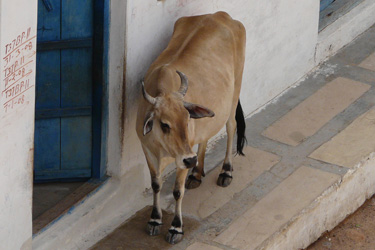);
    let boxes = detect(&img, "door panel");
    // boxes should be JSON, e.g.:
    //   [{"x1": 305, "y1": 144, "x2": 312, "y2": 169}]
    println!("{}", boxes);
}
[
  {"x1": 61, "y1": 0, "x2": 93, "y2": 39},
  {"x1": 61, "y1": 48, "x2": 93, "y2": 107},
  {"x1": 34, "y1": 119, "x2": 61, "y2": 172},
  {"x1": 61, "y1": 116, "x2": 92, "y2": 170},
  {"x1": 37, "y1": 0, "x2": 61, "y2": 42},
  {"x1": 35, "y1": 51, "x2": 61, "y2": 109},
  {"x1": 35, "y1": 0, "x2": 95, "y2": 181}
]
